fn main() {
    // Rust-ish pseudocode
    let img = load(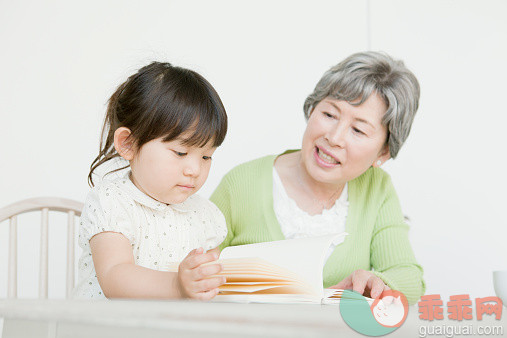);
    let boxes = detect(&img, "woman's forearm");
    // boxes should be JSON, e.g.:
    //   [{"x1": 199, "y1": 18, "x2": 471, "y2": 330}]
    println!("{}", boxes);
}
[{"x1": 98, "y1": 263, "x2": 182, "y2": 299}]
